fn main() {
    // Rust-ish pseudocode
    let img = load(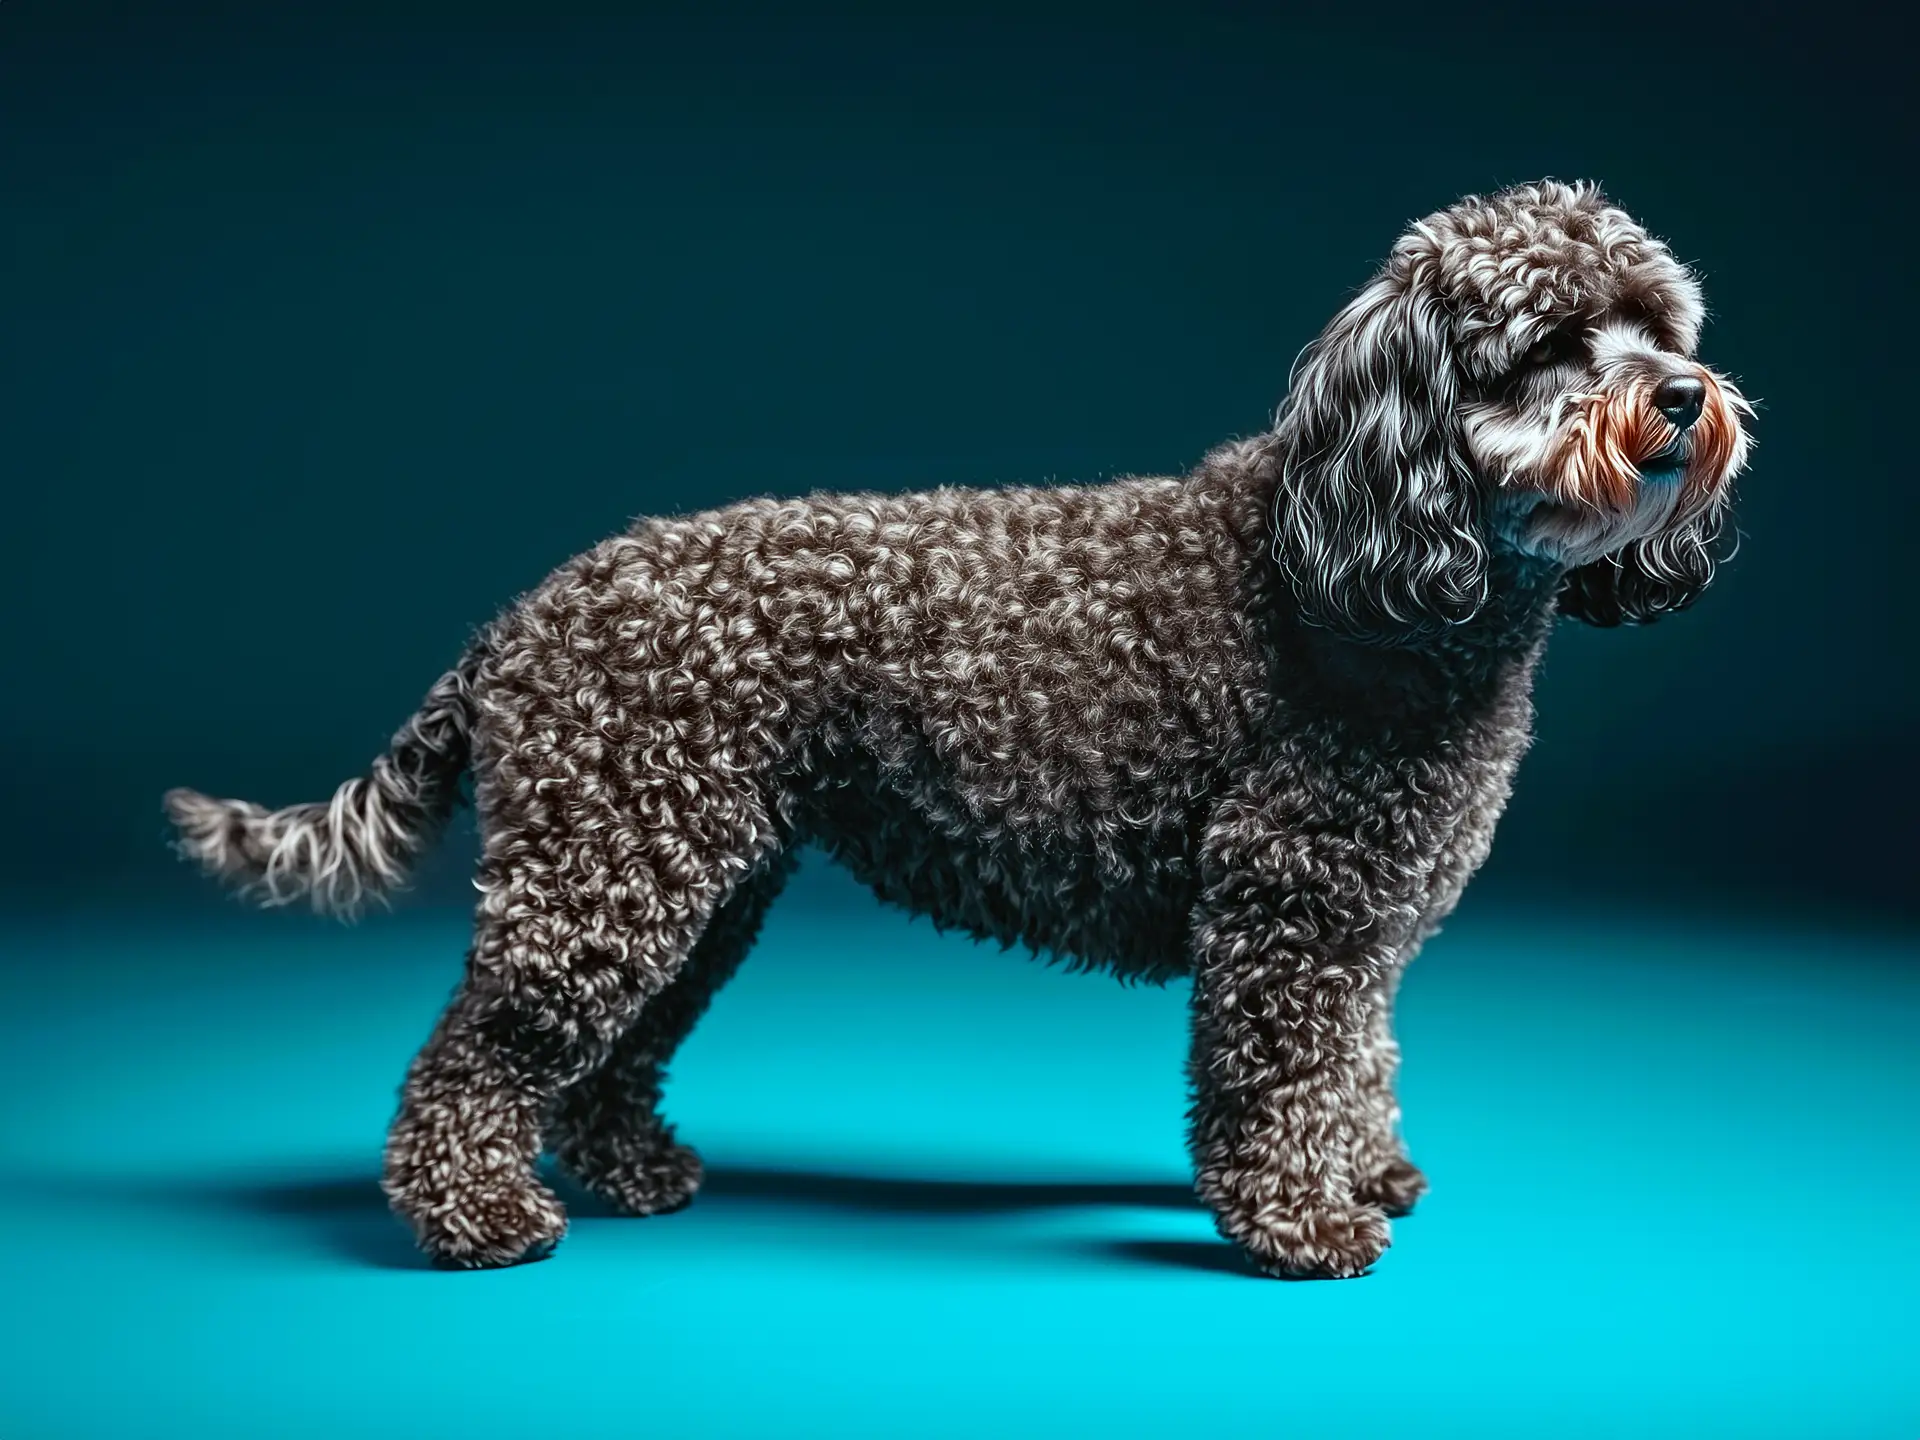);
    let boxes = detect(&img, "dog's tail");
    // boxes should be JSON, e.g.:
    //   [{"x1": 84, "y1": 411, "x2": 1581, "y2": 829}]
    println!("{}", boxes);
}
[{"x1": 163, "y1": 638, "x2": 487, "y2": 919}]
